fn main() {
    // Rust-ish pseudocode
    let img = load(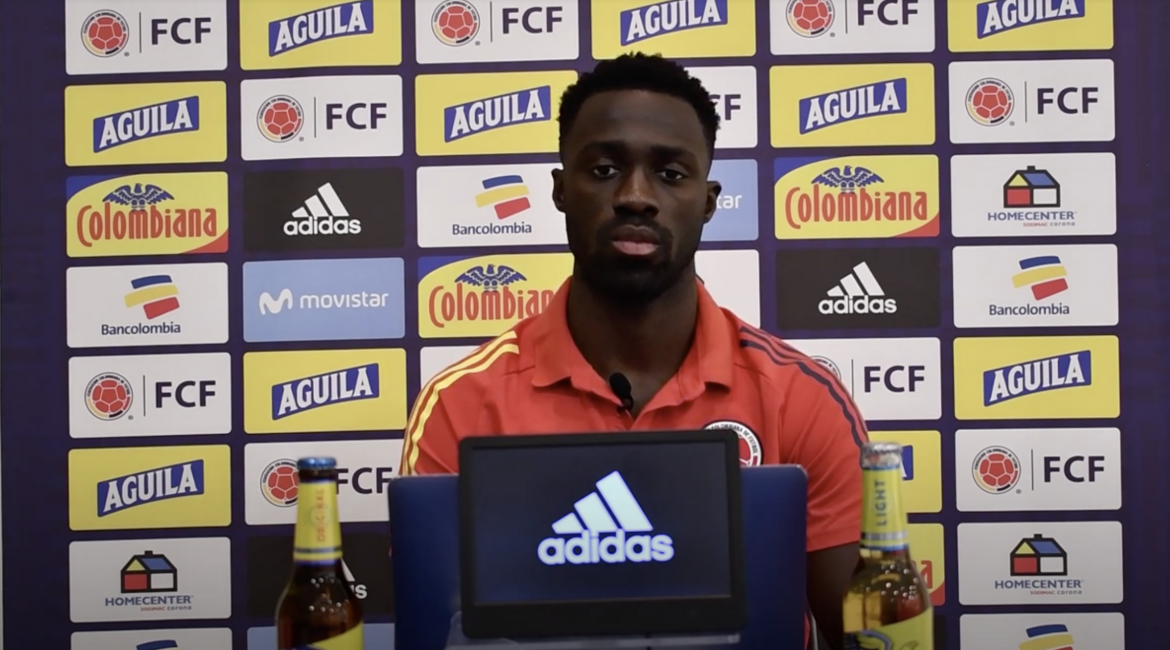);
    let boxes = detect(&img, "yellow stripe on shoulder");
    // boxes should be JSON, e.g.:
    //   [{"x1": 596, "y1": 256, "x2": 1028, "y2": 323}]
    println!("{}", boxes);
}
[{"x1": 401, "y1": 331, "x2": 520, "y2": 475}]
